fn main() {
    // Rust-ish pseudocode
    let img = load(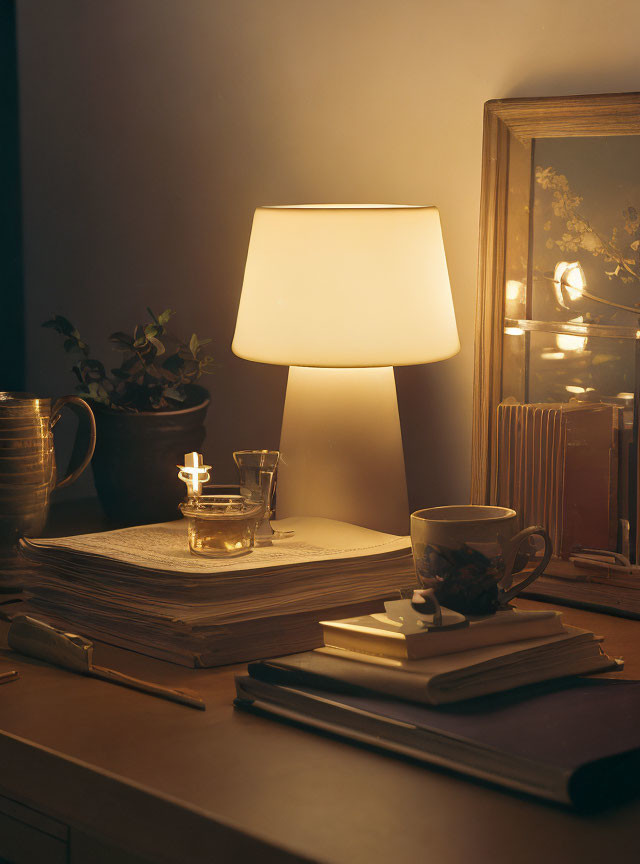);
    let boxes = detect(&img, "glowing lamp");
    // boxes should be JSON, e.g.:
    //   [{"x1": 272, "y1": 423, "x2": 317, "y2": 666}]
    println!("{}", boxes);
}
[
  {"x1": 232, "y1": 205, "x2": 460, "y2": 534},
  {"x1": 178, "y1": 451, "x2": 211, "y2": 497},
  {"x1": 505, "y1": 279, "x2": 524, "y2": 302},
  {"x1": 556, "y1": 317, "x2": 587, "y2": 352},
  {"x1": 553, "y1": 259, "x2": 638, "y2": 315},
  {"x1": 553, "y1": 261, "x2": 586, "y2": 309}
]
